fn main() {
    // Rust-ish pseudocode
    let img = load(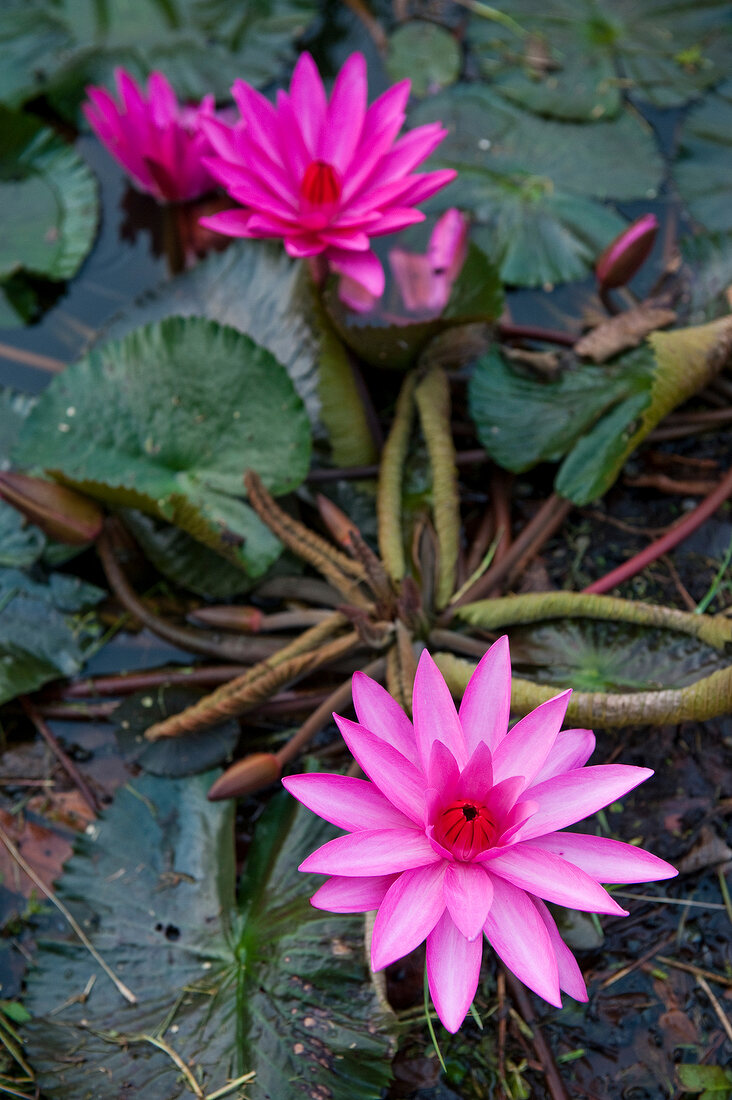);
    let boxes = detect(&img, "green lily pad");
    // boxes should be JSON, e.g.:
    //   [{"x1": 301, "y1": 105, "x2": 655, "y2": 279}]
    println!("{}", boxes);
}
[
  {"x1": 680, "y1": 232, "x2": 732, "y2": 322},
  {"x1": 100, "y1": 239, "x2": 377, "y2": 467},
  {"x1": 14, "y1": 316, "x2": 312, "y2": 576},
  {"x1": 508, "y1": 619, "x2": 729, "y2": 693},
  {"x1": 676, "y1": 81, "x2": 732, "y2": 235},
  {"x1": 677, "y1": 1063, "x2": 732, "y2": 1097},
  {"x1": 0, "y1": 504, "x2": 45, "y2": 568},
  {"x1": 0, "y1": 0, "x2": 316, "y2": 117},
  {"x1": 386, "y1": 21, "x2": 461, "y2": 97},
  {"x1": 468, "y1": 0, "x2": 732, "y2": 120},
  {"x1": 469, "y1": 314, "x2": 732, "y2": 503},
  {"x1": 0, "y1": 107, "x2": 98, "y2": 282},
  {"x1": 0, "y1": 567, "x2": 103, "y2": 704},
  {"x1": 22, "y1": 773, "x2": 394, "y2": 1099},
  {"x1": 411, "y1": 86, "x2": 662, "y2": 286}
]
